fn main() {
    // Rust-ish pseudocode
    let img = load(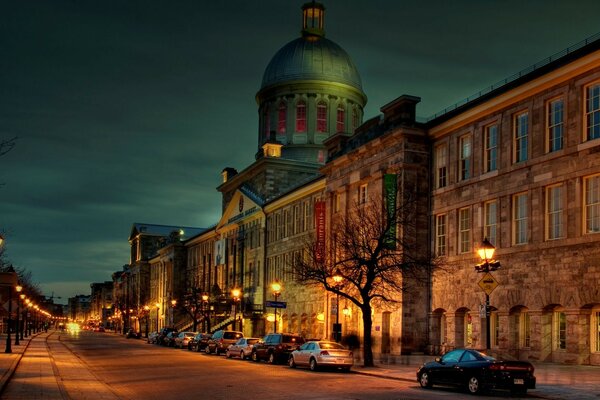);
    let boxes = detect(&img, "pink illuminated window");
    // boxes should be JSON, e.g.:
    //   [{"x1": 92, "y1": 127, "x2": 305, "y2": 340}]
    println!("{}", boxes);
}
[
  {"x1": 278, "y1": 102, "x2": 286, "y2": 134},
  {"x1": 336, "y1": 106, "x2": 345, "y2": 132},
  {"x1": 296, "y1": 101, "x2": 306, "y2": 132},
  {"x1": 317, "y1": 102, "x2": 327, "y2": 132}
]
